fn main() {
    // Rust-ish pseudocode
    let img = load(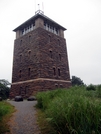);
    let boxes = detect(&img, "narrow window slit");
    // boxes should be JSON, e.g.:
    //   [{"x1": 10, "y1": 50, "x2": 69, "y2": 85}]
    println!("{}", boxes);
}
[
  {"x1": 58, "y1": 68, "x2": 60, "y2": 76},
  {"x1": 53, "y1": 68, "x2": 56, "y2": 75}
]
